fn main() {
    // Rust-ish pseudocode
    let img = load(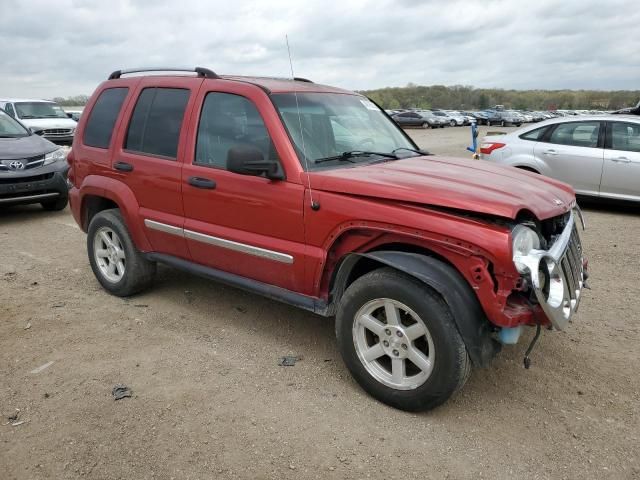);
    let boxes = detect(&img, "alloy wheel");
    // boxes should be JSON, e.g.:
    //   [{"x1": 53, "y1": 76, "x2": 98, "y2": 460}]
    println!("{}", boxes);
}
[{"x1": 93, "y1": 227, "x2": 126, "y2": 283}]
